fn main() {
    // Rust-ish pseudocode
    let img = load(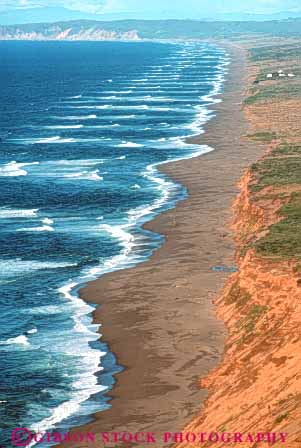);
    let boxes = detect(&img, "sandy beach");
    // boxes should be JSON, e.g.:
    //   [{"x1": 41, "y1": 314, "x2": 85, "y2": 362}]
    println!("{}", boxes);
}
[{"x1": 59, "y1": 43, "x2": 265, "y2": 447}]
